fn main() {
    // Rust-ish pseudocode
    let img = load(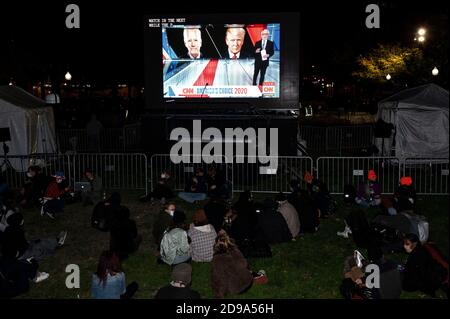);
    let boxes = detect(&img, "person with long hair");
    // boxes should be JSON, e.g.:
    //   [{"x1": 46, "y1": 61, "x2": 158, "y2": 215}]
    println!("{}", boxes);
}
[
  {"x1": 211, "y1": 231, "x2": 267, "y2": 298},
  {"x1": 91, "y1": 251, "x2": 138, "y2": 299}
]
